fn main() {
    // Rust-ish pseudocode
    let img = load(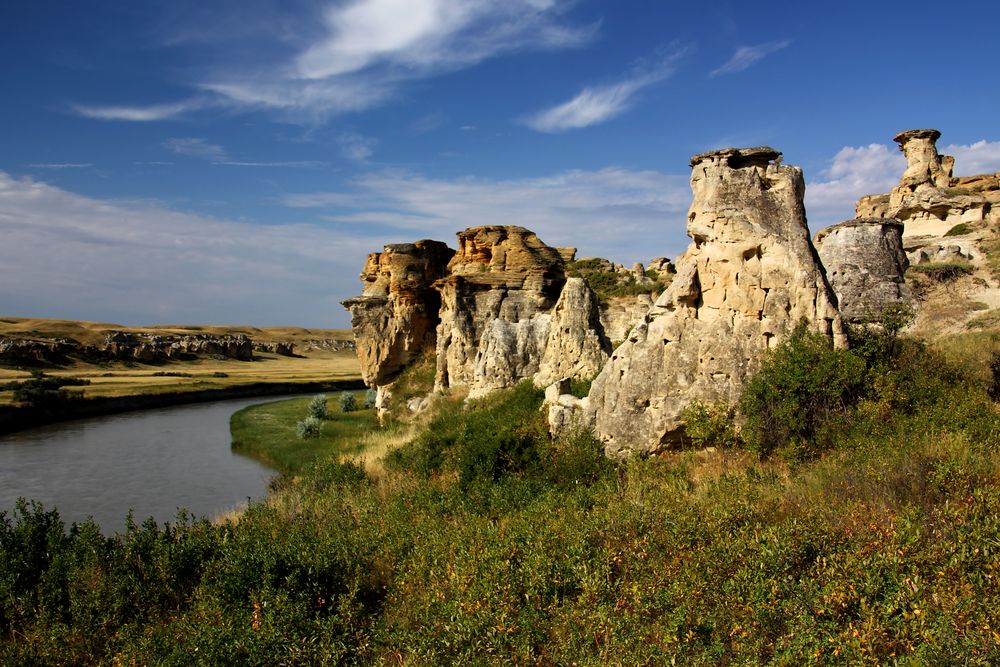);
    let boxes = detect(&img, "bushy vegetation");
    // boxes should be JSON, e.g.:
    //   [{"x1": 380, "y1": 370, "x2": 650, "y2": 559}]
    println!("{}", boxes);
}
[
  {"x1": 307, "y1": 394, "x2": 330, "y2": 420},
  {"x1": 338, "y1": 391, "x2": 358, "y2": 413},
  {"x1": 363, "y1": 388, "x2": 377, "y2": 410},
  {"x1": 295, "y1": 415, "x2": 323, "y2": 440},
  {"x1": 566, "y1": 258, "x2": 669, "y2": 303},
  {"x1": 944, "y1": 222, "x2": 972, "y2": 237},
  {"x1": 3, "y1": 371, "x2": 90, "y2": 407},
  {"x1": 907, "y1": 260, "x2": 974, "y2": 282},
  {"x1": 5, "y1": 322, "x2": 1000, "y2": 663}
]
